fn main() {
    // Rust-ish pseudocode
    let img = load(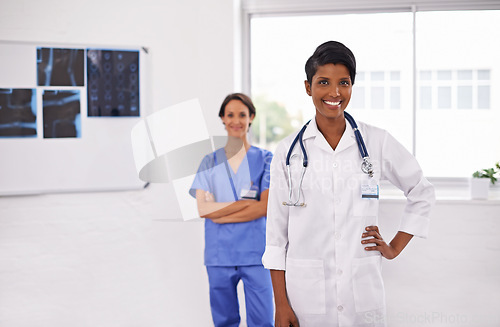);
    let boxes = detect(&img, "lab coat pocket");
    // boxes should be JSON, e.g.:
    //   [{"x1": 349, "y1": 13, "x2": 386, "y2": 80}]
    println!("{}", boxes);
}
[
  {"x1": 352, "y1": 173, "x2": 379, "y2": 217},
  {"x1": 352, "y1": 256, "x2": 385, "y2": 312},
  {"x1": 285, "y1": 258, "x2": 326, "y2": 315}
]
